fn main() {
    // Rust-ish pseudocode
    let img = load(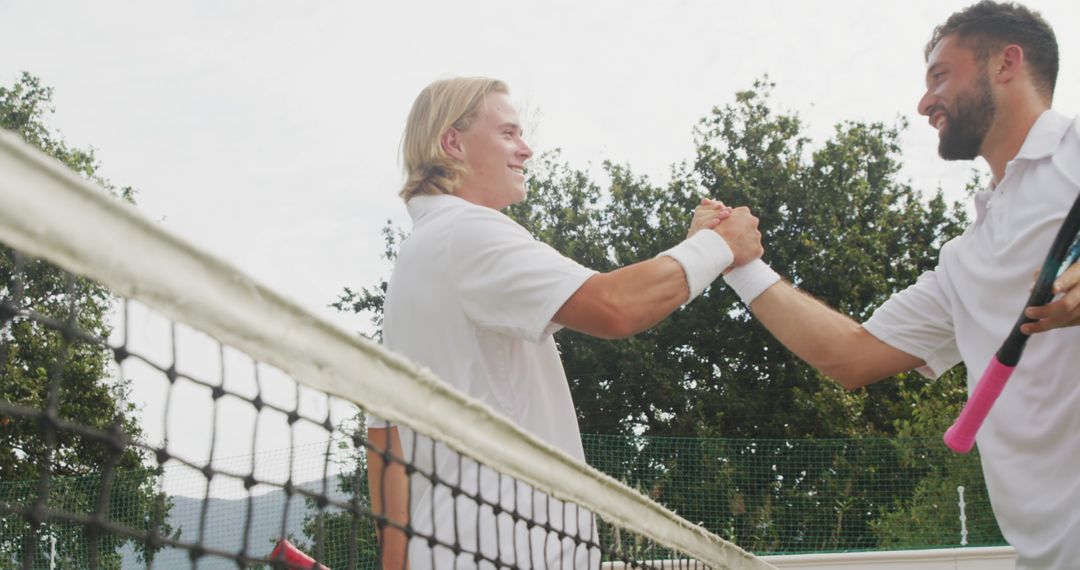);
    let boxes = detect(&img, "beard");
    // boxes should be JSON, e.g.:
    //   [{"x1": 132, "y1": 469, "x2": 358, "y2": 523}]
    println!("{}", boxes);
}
[{"x1": 938, "y1": 72, "x2": 996, "y2": 161}]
